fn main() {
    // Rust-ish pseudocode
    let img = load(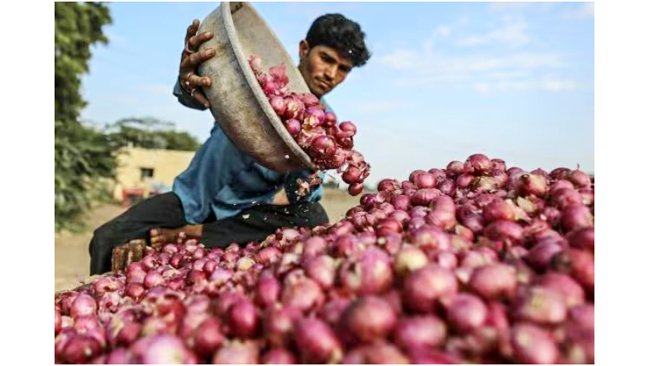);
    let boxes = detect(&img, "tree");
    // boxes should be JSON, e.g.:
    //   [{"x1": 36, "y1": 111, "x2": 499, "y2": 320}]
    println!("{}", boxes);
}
[
  {"x1": 55, "y1": 3, "x2": 114, "y2": 231},
  {"x1": 106, "y1": 117, "x2": 201, "y2": 151}
]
